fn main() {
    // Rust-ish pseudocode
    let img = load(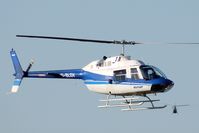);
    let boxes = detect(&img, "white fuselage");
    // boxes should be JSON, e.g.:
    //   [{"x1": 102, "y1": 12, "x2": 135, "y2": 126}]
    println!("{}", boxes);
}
[{"x1": 82, "y1": 55, "x2": 153, "y2": 95}]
